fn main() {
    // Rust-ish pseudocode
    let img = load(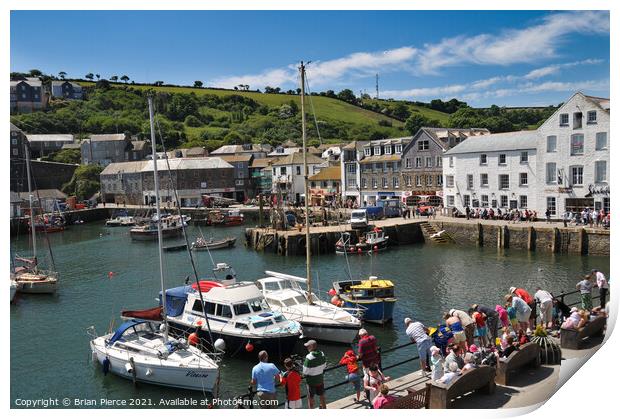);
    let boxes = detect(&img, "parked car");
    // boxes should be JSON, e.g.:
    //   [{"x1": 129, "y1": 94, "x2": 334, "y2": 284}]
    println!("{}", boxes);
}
[{"x1": 350, "y1": 209, "x2": 368, "y2": 229}]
